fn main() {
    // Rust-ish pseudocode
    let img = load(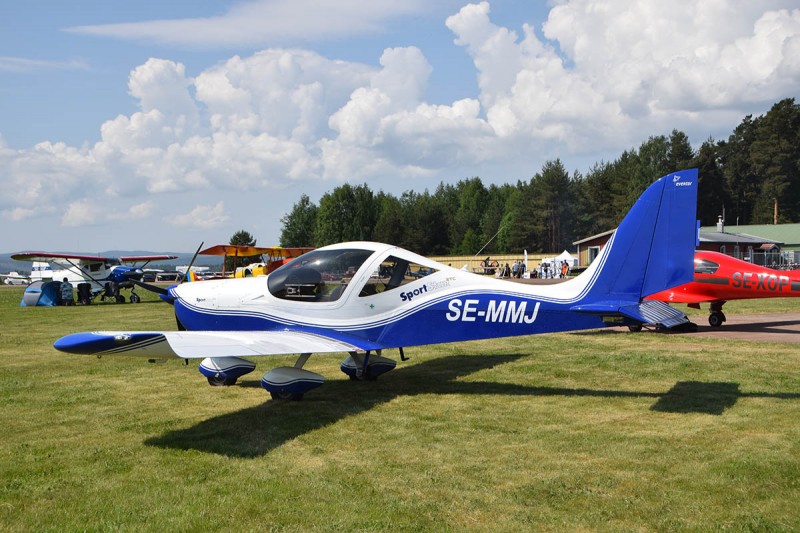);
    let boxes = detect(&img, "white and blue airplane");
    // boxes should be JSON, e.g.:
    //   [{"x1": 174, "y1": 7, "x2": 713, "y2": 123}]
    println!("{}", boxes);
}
[
  {"x1": 54, "y1": 169, "x2": 698, "y2": 400},
  {"x1": 11, "y1": 252, "x2": 178, "y2": 303}
]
